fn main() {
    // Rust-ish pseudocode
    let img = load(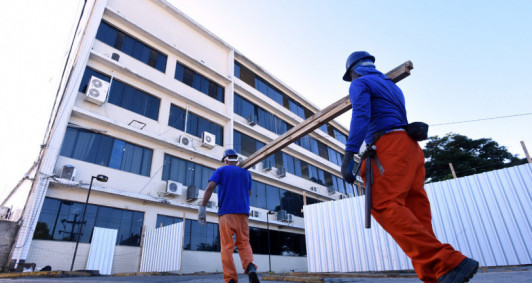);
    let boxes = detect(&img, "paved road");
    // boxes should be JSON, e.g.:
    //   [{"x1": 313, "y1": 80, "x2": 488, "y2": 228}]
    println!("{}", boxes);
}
[{"x1": 0, "y1": 266, "x2": 530, "y2": 282}]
